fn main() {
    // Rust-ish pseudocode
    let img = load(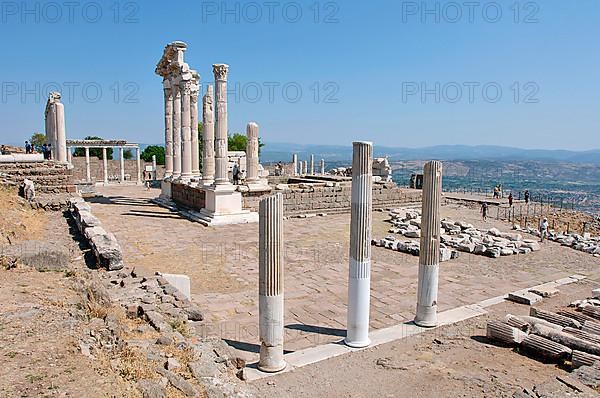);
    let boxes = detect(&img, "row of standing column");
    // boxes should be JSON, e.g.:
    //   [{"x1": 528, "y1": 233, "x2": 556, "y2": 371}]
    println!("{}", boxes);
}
[
  {"x1": 79, "y1": 146, "x2": 141, "y2": 184},
  {"x1": 292, "y1": 155, "x2": 326, "y2": 176},
  {"x1": 258, "y1": 144, "x2": 443, "y2": 371},
  {"x1": 163, "y1": 74, "x2": 201, "y2": 181}
]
